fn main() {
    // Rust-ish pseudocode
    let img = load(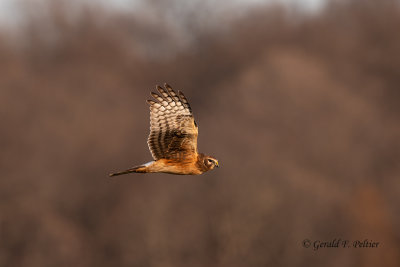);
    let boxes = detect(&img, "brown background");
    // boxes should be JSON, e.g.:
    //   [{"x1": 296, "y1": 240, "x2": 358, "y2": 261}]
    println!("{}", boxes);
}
[{"x1": 1, "y1": 0, "x2": 399, "y2": 266}]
